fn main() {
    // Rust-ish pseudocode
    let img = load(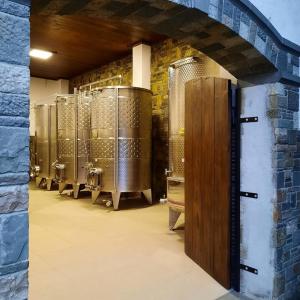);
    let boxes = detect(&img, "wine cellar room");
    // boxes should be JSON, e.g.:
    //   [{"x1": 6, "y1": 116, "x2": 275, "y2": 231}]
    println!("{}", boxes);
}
[{"x1": 28, "y1": 12, "x2": 239, "y2": 300}]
